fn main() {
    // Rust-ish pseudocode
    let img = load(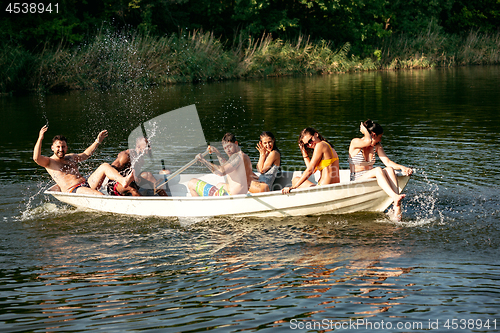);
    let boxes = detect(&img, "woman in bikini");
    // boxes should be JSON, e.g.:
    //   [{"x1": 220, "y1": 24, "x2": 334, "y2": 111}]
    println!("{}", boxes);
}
[
  {"x1": 255, "y1": 131, "x2": 281, "y2": 190},
  {"x1": 282, "y1": 127, "x2": 339, "y2": 194},
  {"x1": 348, "y1": 119, "x2": 413, "y2": 218}
]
